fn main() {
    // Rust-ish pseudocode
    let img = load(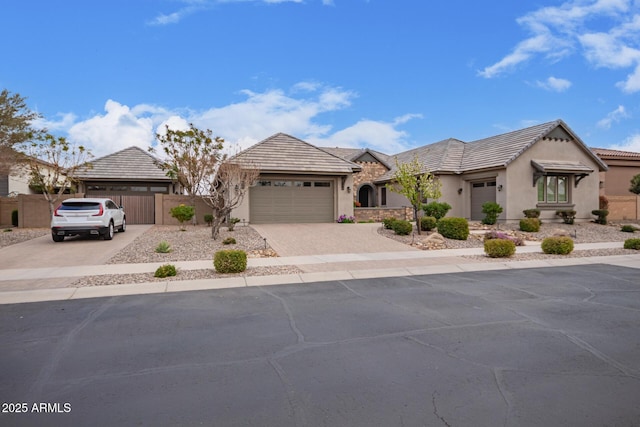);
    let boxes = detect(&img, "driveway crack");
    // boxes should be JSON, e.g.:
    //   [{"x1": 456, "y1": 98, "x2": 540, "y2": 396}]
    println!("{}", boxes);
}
[{"x1": 260, "y1": 287, "x2": 305, "y2": 344}]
